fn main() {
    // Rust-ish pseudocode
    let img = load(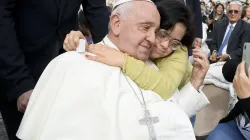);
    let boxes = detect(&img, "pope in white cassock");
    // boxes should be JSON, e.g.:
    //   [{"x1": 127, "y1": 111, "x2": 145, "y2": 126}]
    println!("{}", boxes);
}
[{"x1": 17, "y1": 0, "x2": 209, "y2": 140}]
